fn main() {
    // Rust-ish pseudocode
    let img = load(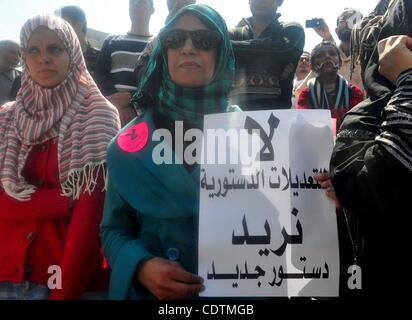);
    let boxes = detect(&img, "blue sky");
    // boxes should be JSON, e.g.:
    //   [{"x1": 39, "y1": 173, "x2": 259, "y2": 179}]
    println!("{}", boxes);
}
[{"x1": 0, "y1": 0, "x2": 376, "y2": 51}]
